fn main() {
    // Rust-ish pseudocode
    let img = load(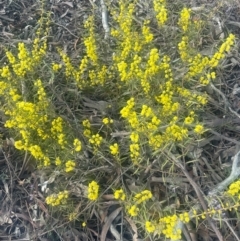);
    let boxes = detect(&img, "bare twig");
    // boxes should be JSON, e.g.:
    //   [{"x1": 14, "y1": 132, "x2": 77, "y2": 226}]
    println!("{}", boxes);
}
[
  {"x1": 54, "y1": 23, "x2": 78, "y2": 38},
  {"x1": 210, "y1": 83, "x2": 230, "y2": 112},
  {"x1": 100, "y1": 0, "x2": 110, "y2": 39},
  {"x1": 209, "y1": 150, "x2": 240, "y2": 195},
  {"x1": 208, "y1": 129, "x2": 240, "y2": 146},
  {"x1": 224, "y1": 219, "x2": 240, "y2": 241}
]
